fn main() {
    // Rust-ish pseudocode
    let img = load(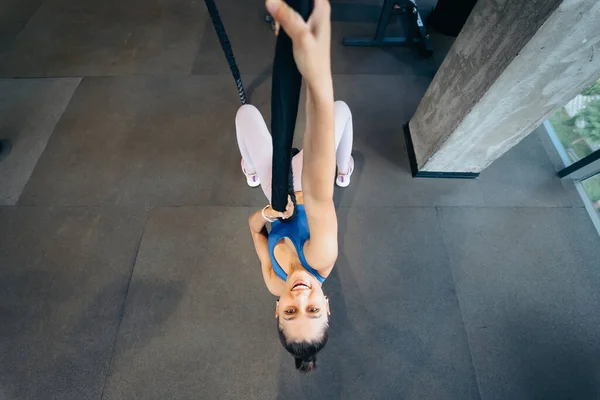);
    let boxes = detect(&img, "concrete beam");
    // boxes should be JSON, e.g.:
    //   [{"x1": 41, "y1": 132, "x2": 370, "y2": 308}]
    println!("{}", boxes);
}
[{"x1": 407, "y1": 0, "x2": 600, "y2": 176}]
